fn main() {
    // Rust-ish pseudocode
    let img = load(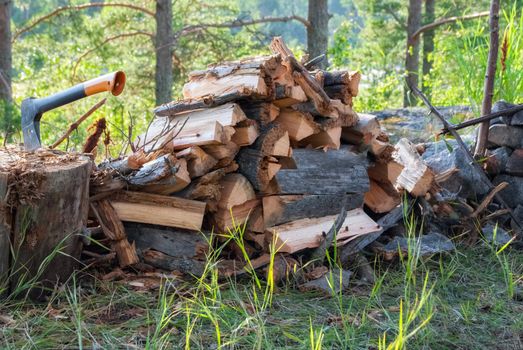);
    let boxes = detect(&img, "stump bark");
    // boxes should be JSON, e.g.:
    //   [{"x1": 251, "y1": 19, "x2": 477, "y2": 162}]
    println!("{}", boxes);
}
[{"x1": 0, "y1": 148, "x2": 91, "y2": 297}]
